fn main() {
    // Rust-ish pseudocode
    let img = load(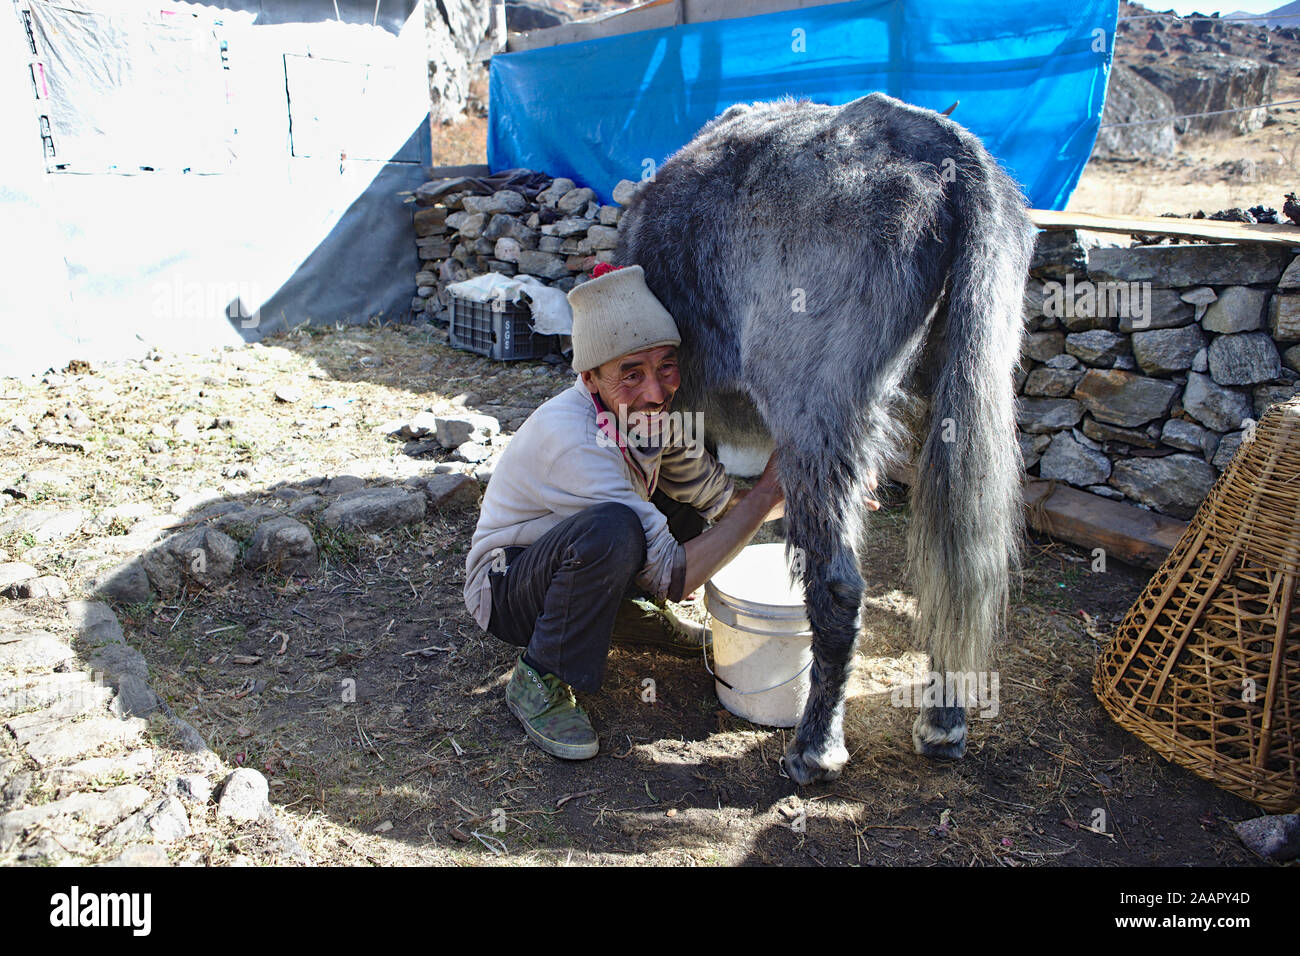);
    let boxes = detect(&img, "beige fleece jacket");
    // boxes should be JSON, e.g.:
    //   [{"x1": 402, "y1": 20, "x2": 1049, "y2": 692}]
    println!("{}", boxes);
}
[{"x1": 463, "y1": 375, "x2": 735, "y2": 631}]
